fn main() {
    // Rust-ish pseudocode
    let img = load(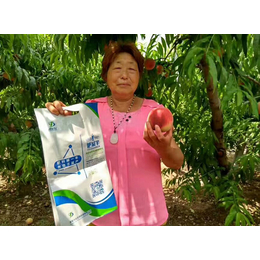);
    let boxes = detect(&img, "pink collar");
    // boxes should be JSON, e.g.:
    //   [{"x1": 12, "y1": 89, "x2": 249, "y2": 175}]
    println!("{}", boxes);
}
[{"x1": 87, "y1": 97, "x2": 160, "y2": 108}]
